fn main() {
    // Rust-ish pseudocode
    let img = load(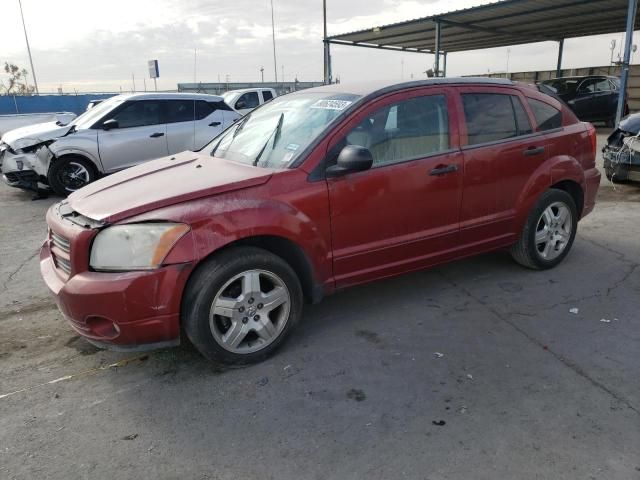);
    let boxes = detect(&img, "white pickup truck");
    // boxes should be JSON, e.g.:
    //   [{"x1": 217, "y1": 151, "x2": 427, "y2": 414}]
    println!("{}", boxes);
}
[{"x1": 222, "y1": 88, "x2": 277, "y2": 115}]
